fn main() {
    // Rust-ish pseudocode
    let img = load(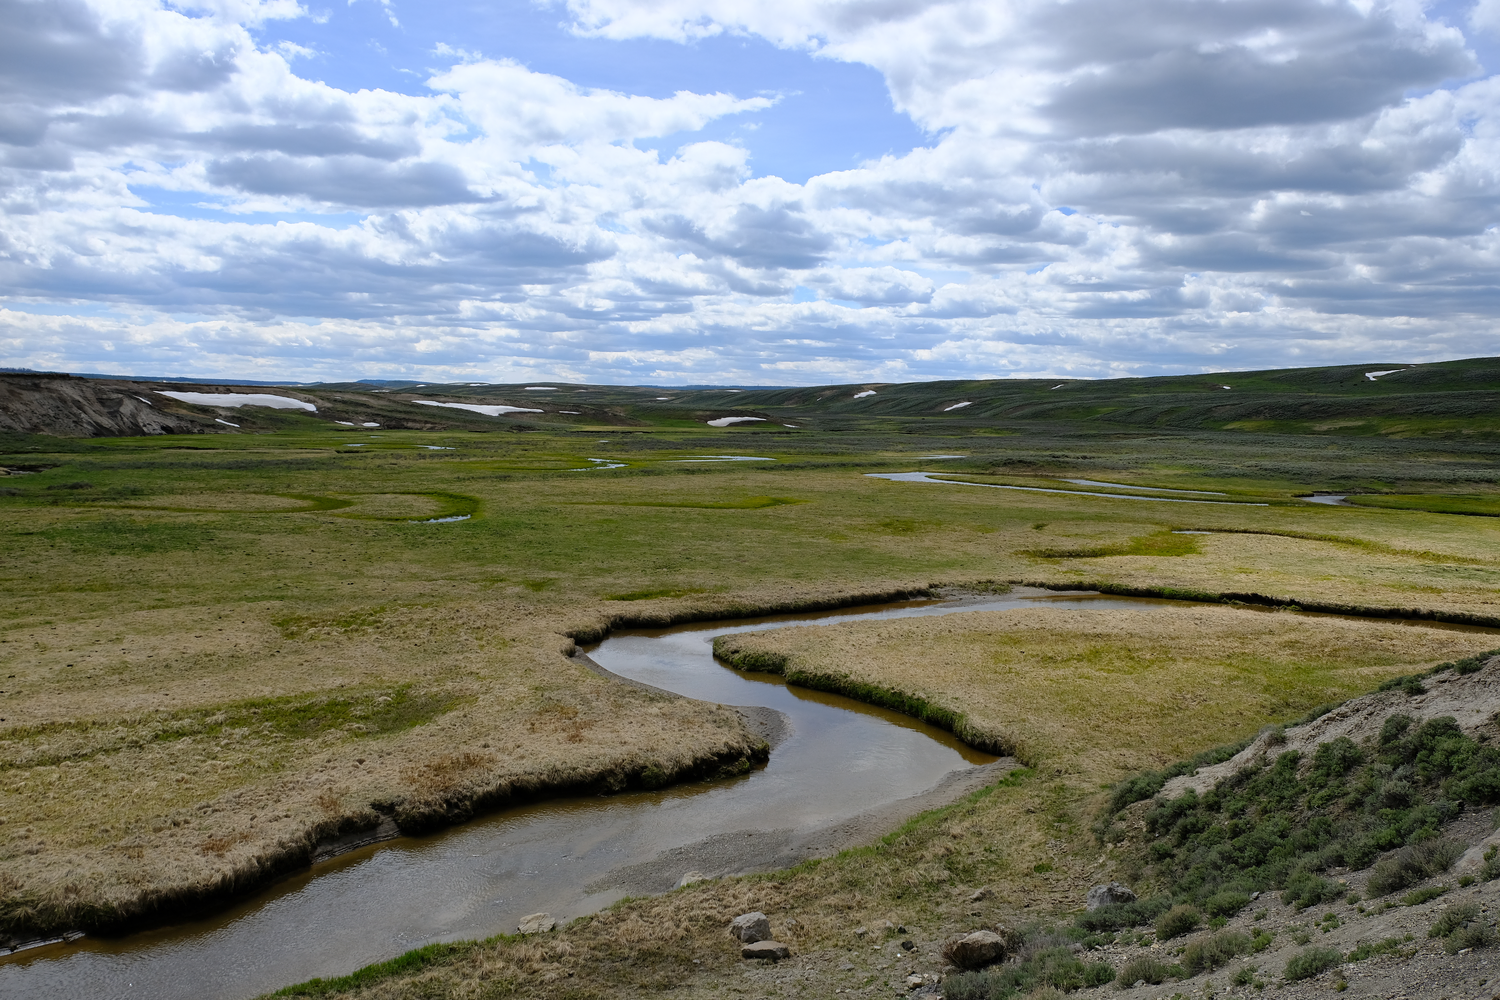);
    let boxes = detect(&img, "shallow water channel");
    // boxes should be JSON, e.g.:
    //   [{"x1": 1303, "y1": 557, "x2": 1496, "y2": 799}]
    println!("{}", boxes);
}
[{"x1": 5, "y1": 590, "x2": 1175, "y2": 1000}]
